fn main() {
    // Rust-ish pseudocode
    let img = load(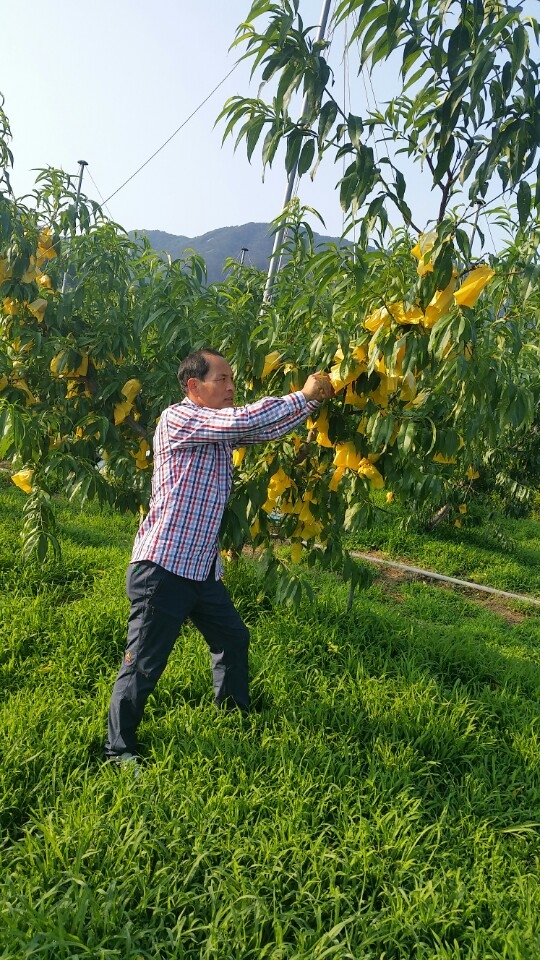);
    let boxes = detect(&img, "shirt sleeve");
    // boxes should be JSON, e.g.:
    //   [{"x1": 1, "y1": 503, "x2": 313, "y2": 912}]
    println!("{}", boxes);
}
[{"x1": 163, "y1": 393, "x2": 319, "y2": 448}]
